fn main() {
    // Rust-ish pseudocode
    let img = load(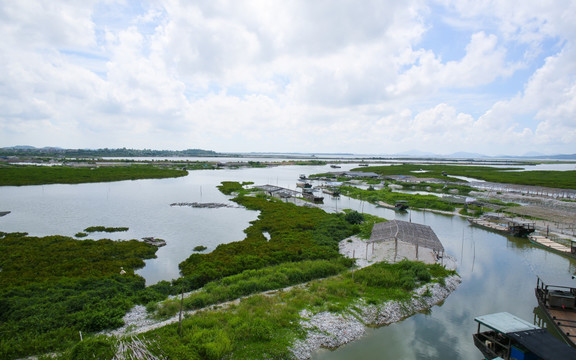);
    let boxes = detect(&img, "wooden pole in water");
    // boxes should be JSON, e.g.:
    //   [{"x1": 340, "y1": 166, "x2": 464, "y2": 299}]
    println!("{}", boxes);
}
[{"x1": 178, "y1": 285, "x2": 184, "y2": 337}]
